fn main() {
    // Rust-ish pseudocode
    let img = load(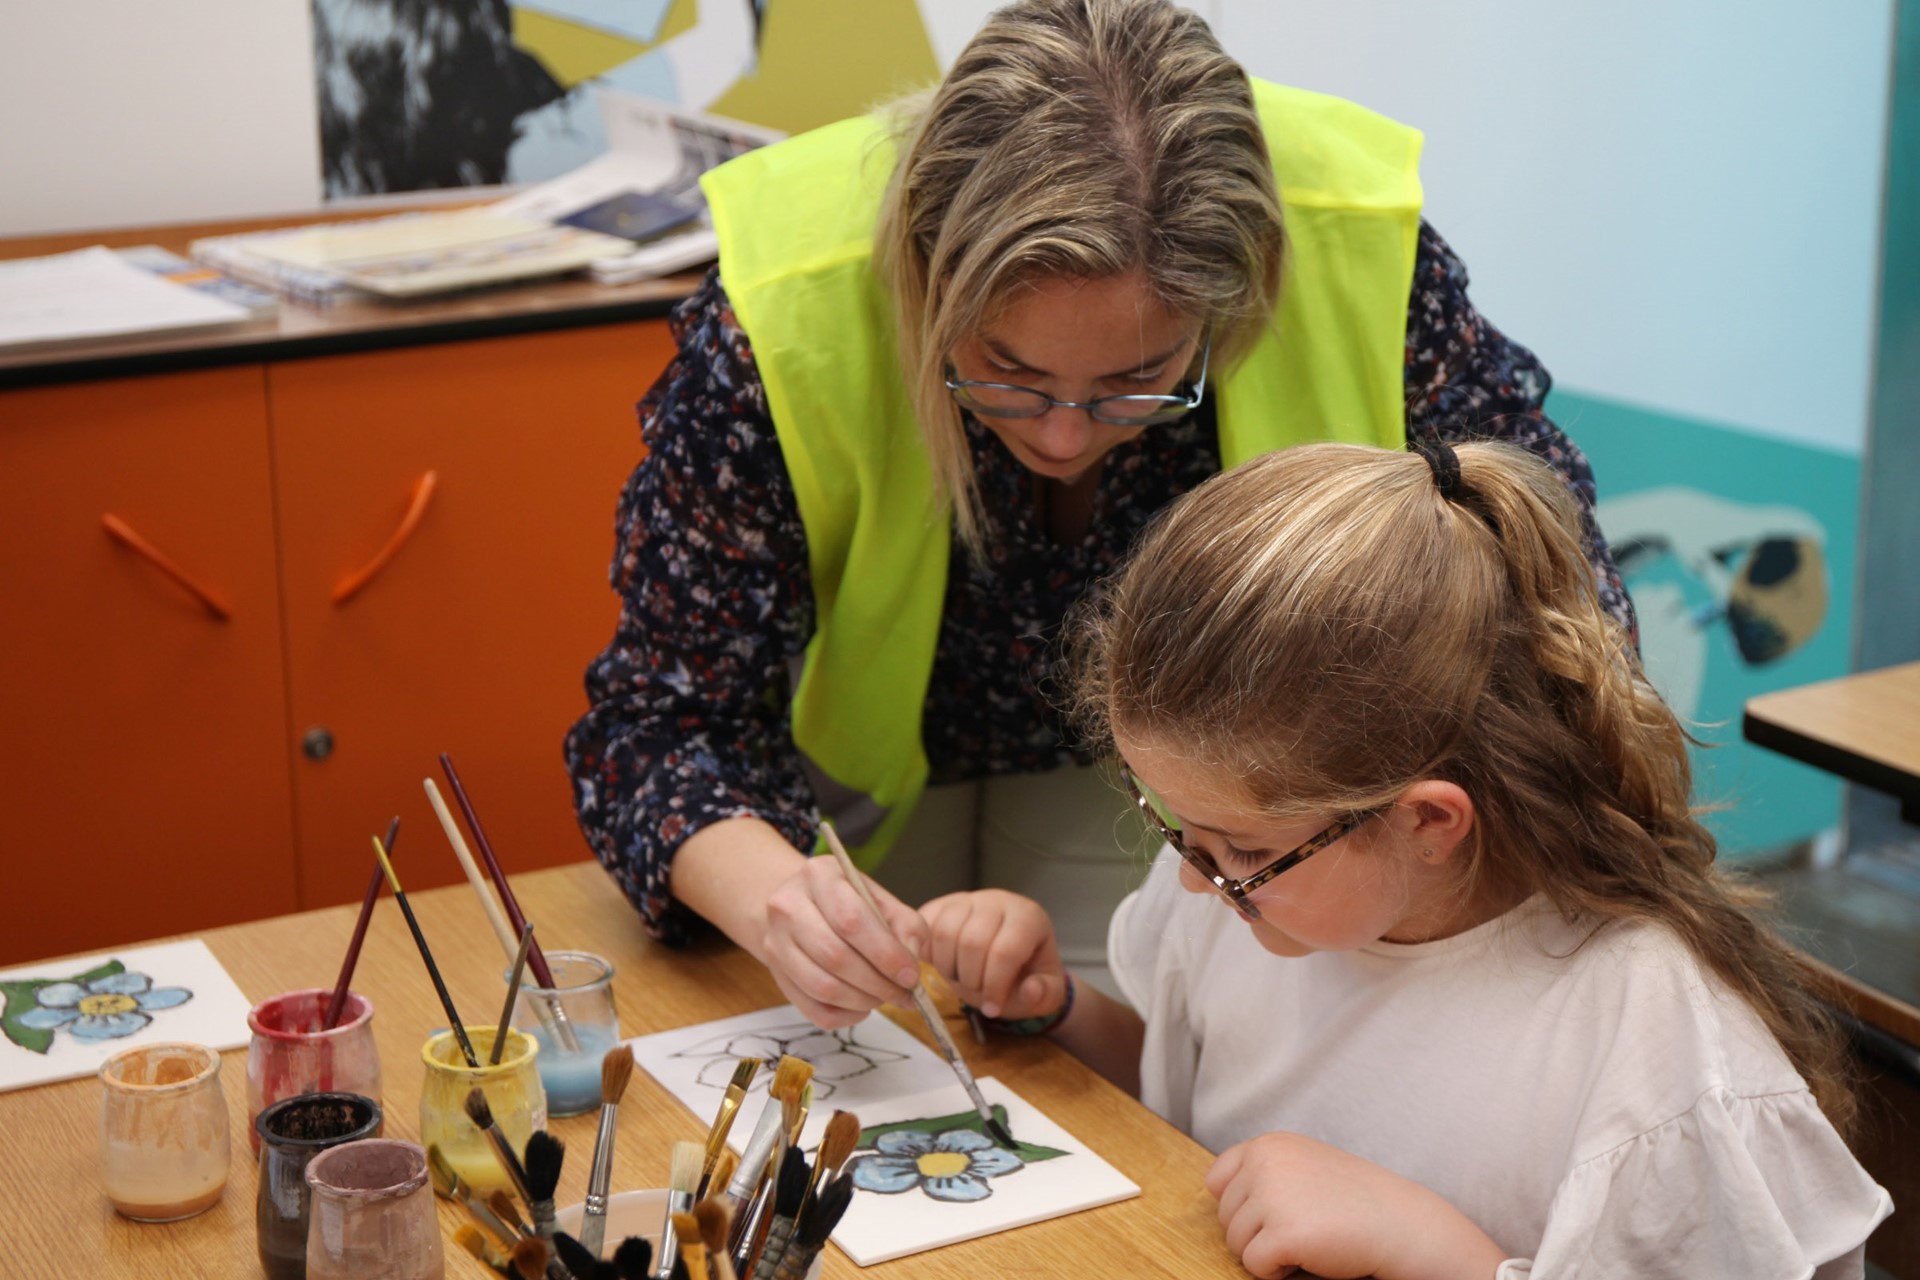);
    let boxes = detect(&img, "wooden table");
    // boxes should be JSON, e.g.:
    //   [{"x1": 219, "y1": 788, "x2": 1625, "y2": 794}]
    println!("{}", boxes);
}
[
  {"x1": 1744, "y1": 660, "x2": 1920, "y2": 824},
  {"x1": 0, "y1": 862, "x2": 1242, "y2": 1279}
]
